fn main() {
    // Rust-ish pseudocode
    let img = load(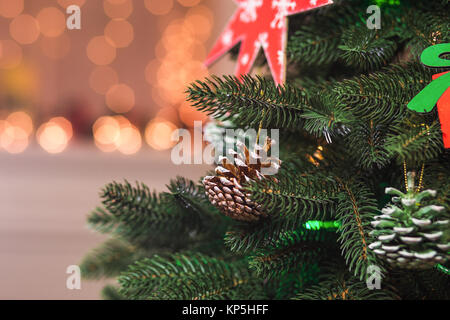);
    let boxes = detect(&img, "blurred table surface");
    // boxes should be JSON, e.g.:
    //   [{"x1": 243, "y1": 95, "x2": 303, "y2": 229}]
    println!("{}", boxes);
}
[{"x1": 0, "y1": 142, "x2": 210, "y2": 299}]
